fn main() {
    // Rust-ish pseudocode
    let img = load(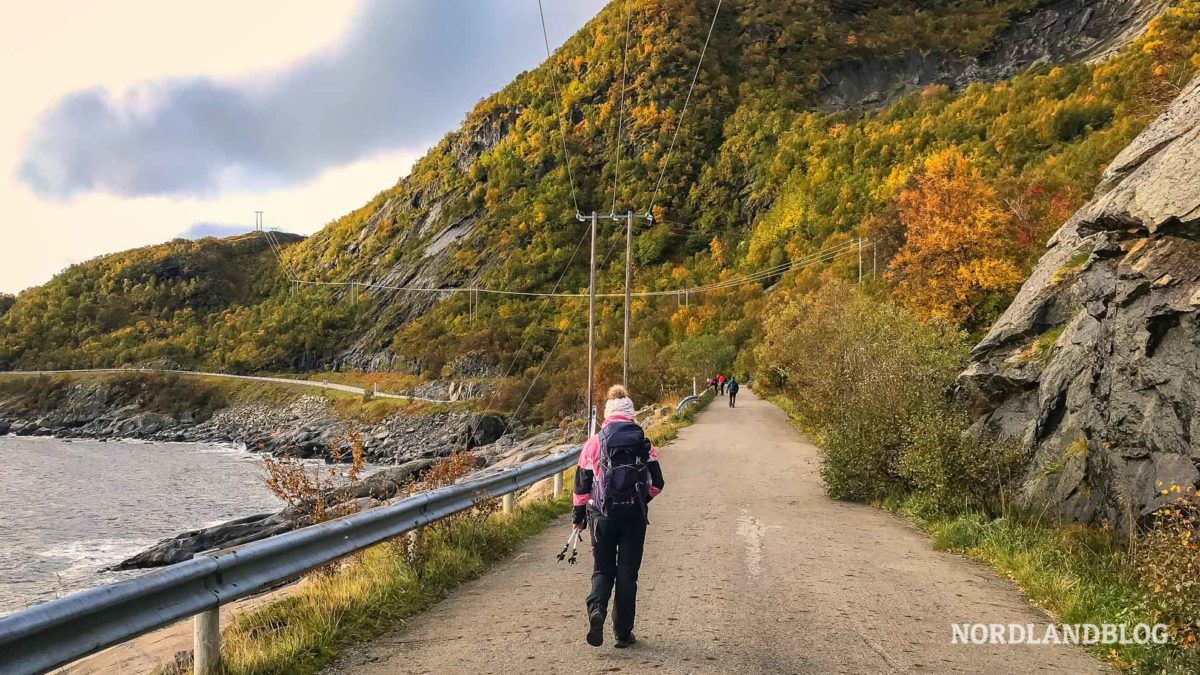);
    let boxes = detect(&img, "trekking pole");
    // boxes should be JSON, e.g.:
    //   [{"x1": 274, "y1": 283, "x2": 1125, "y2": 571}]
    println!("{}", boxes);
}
[{"x1": 556, "y1": 528, "x2": 582, "y2": 565}]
